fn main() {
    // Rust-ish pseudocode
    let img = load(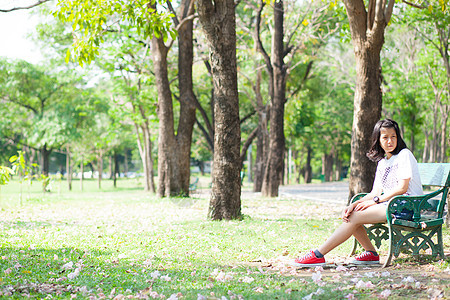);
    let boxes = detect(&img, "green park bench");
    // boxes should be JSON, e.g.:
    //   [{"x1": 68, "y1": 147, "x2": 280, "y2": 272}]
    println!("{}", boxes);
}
[
  {"x1": 350, "y1": 163, "x2": 450, "y2": 268},
  {"x1": 189, "y1": 177, "x2": 199, "y2": 191}
]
